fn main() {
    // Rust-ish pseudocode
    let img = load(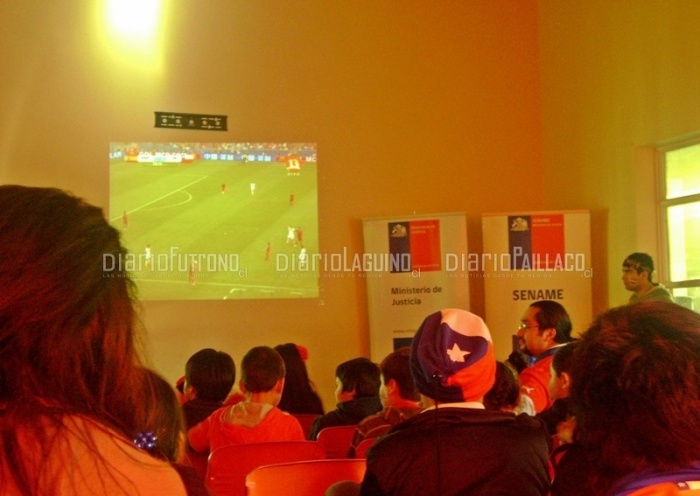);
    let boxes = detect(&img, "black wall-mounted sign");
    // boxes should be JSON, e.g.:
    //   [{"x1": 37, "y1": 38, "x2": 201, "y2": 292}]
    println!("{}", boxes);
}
[{"x1": 154, "y1": 112, "x2": 227, "y2": 131}]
